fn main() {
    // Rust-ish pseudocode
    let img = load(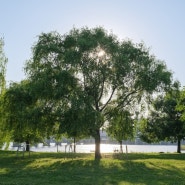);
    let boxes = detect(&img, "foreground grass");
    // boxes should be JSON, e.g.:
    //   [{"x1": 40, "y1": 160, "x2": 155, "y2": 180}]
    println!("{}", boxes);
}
[{"x1": 0, "y1": 151, "x2": 185, "y2": 185}]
